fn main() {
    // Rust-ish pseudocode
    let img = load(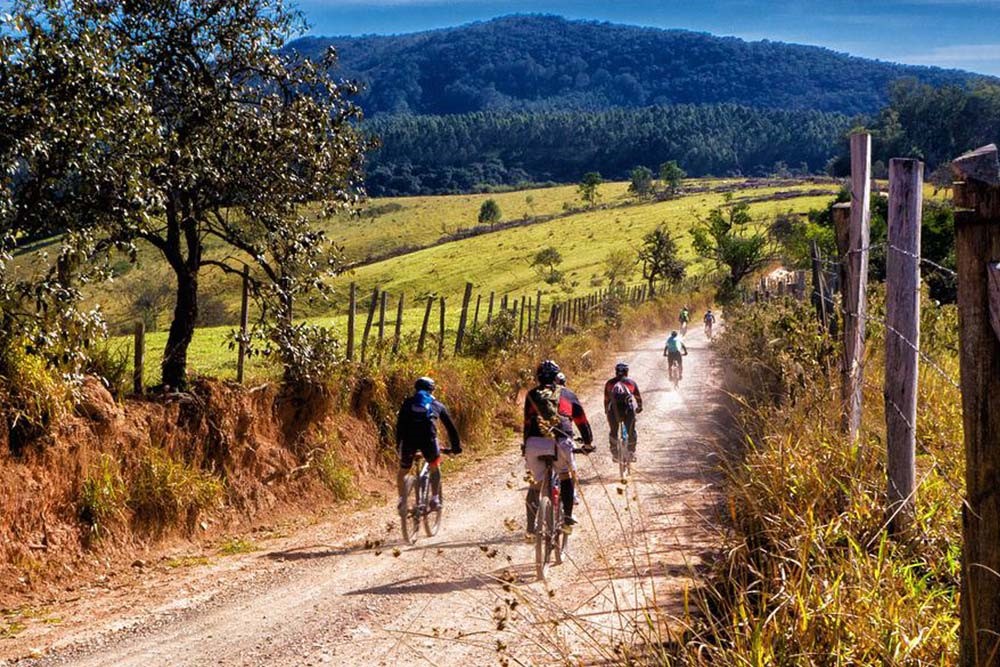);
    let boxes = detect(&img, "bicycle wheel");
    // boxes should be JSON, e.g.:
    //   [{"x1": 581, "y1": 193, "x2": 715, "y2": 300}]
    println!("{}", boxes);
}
[
  {"x1": 423, "y1": 478, "x2": 442, "y2": 537},
  {"x1": 400, "y1": 474, "x2": 421, "y2": 545},
  {"x1": 619, "y1": 424, "x2": 629, "y2": 481},
  {"x1": 553, "y1": 497, "x2": 565, "y2": 566},
  {"x1": 535, "y1": 494, "x2": 554, "y2": 580}
]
